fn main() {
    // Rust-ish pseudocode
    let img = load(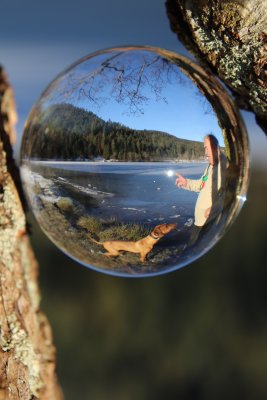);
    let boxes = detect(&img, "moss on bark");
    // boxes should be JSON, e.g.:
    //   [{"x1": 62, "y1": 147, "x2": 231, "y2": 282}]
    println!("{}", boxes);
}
[
  {"x1": 0, "y1": 67, "x2": 63, "y2": 399},
  {"x1": 166, "y1": 0, "x2": 267, "y2": 134}
]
